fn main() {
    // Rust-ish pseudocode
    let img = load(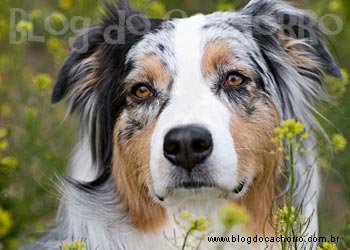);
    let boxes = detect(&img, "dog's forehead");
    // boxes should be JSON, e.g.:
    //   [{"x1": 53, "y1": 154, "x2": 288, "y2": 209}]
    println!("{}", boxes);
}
[{"x1": 126, "y1": 11, "x2": 255, "y2": 68}]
